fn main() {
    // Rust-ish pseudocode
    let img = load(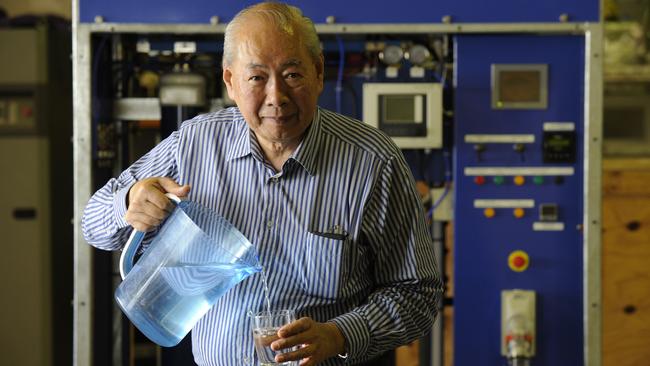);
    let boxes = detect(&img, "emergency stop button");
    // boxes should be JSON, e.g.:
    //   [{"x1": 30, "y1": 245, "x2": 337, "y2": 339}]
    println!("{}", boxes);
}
[{"x1": 508, "y1": 250, "x2": 530, "y2": 272}]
